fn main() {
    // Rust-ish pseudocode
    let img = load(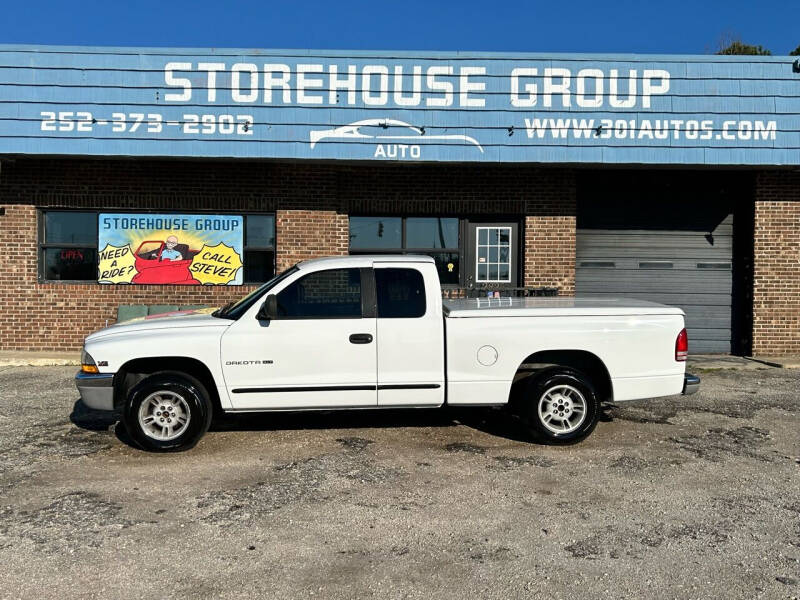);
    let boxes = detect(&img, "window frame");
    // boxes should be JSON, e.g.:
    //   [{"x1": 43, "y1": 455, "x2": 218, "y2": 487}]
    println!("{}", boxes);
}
[
  {"x1": 465, "y1": 220, "x2": 522, "y2": 288},
  {"x1": 474, "y1": 226, "x2": 513, "y2": 284},
  {"x1": 348, "y1": 215, "x2": 463, "y2": 287},
  {"x1": 37, "y1": 209, "x2": 276, "y2": 285}
]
